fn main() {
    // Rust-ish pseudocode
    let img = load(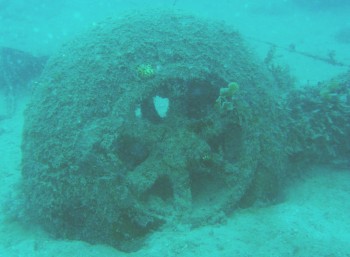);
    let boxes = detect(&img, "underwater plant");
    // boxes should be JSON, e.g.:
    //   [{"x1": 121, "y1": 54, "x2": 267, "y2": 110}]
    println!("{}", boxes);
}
[
  {"x1": 215, "y1": 82, "x2": 240, "y2": 111},
  {"x1": 137, "y1": 64, "x2": 155, "y2": 78},
  {"x1": 319, "y1": 79, "x2": 343, "y2": 100}
]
